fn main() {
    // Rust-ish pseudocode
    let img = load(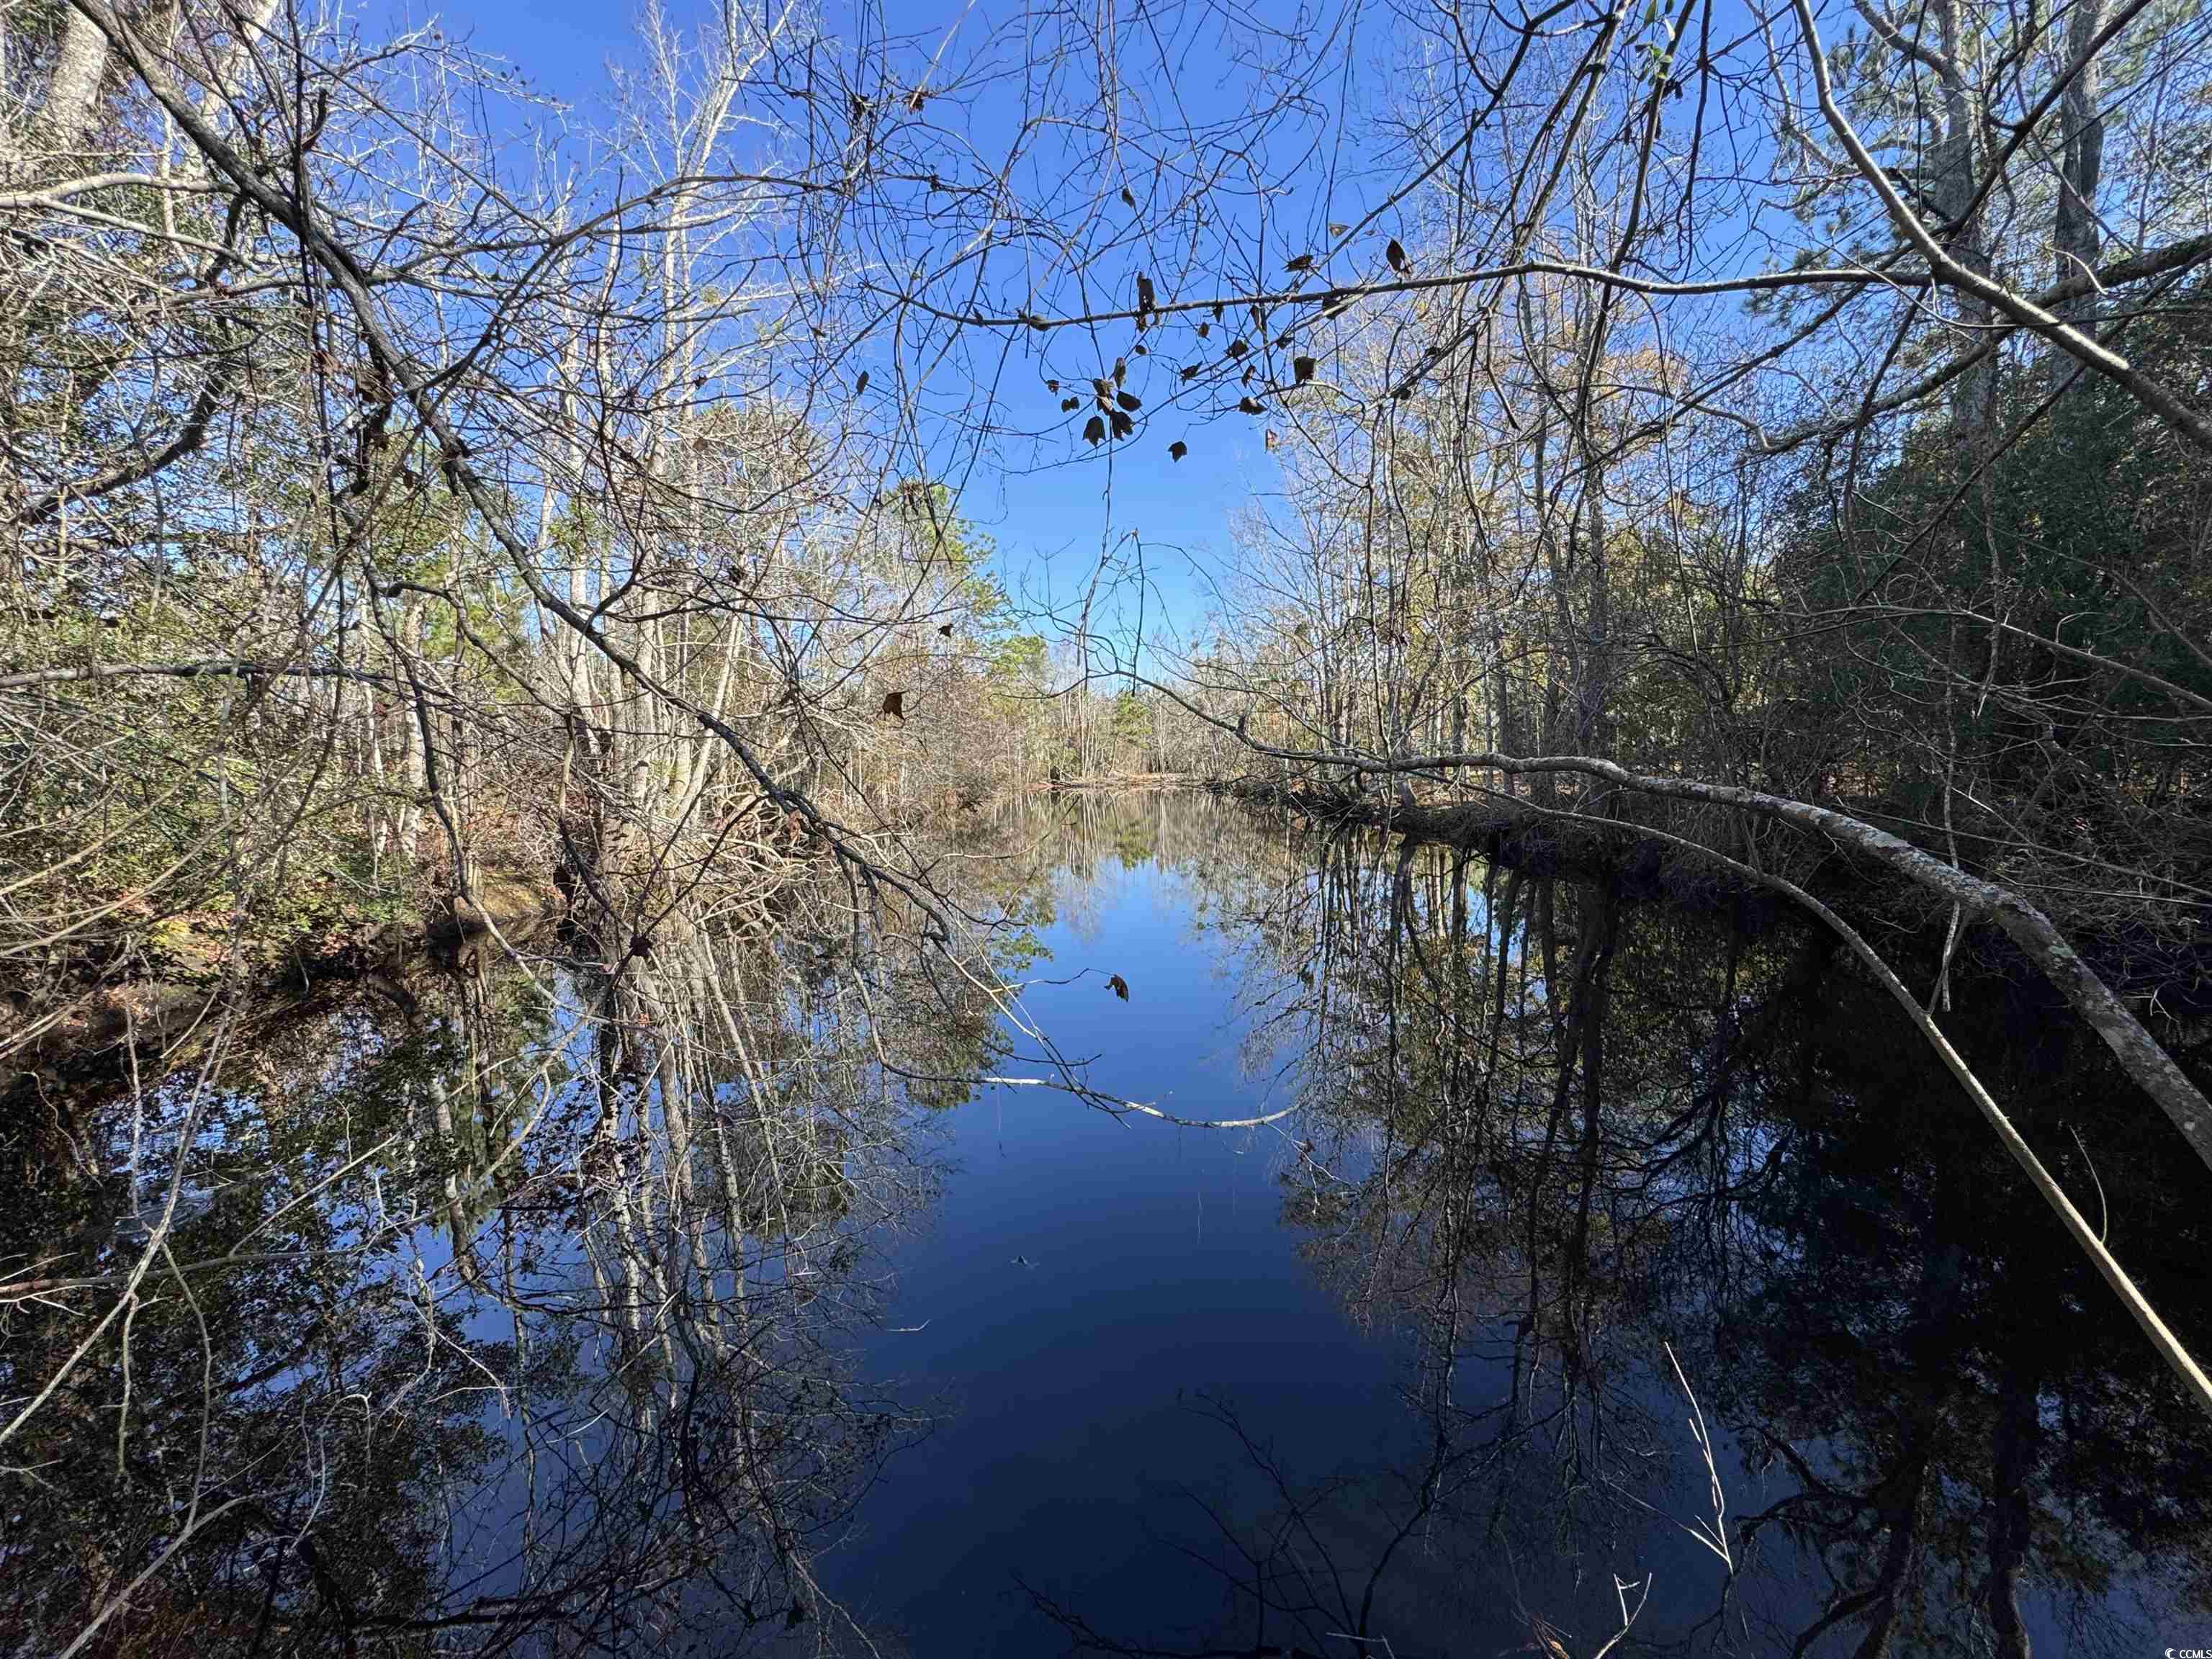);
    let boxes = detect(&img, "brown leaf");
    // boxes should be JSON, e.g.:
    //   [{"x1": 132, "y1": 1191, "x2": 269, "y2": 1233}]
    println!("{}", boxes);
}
[
  {"x1": 1061, "y1": 396, "x2": 1081, "y2": 411},
  {"x1": 880, "y1": 690, "x2": 906, "y2": 719},
  {"x1": 1107, "y1": 973, "x2": 1130, "y2": 1000},
  {"x1": 1120, "y1": 186, "x2": 1136, "y2": 208},
  {"x1": 1293, "y1": 355, "x2": 1316, "y2": 383},
  {"x1": 1386, "y1": 238, "x2": 1410, "y2": 274},
  {"x1": 937, "y1": 621, "x2": 954, "y2": 637},
  {"x1": 1238, "y1": 396, "x2": 1265, "y2": 414},
  {"x1": 1195, "y1": 321, "x2": 1210, "y2": 339},
  {"x1": 1109, "y1": 409, "x2": 1134, "y2": 439},
  {"x1": 1226, "y1": 338, "x2": 1249, "y2": 359},
  {"x1": 1136, "y1": 273, "x2": 1155, "y2": 313},
  {"x1": 1046, "y1": 378, "x2": 1060, "y2": 392},
  {"x1": 1116, "y1": 390, "x2": 1141, "y2": 410},
  {"x1": 1084, "y1": 413, "x2": 1107, "y2": 445},
  {"x1": 1328, "y1": 221, "x2": 1350, "y2": 236},
  {"x1": 1169, "y1": 440, "x2": 1187, "y2": 461},
  {"x1": 1180, "y1": 364, "x2": 1202, "y2": 382},
  {"x1": 855, "y1": 369, "x2": 870, "y2": 395},
  {"x1": 1264, "y1": 429, "x2": 1280, "y2": 449}
]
